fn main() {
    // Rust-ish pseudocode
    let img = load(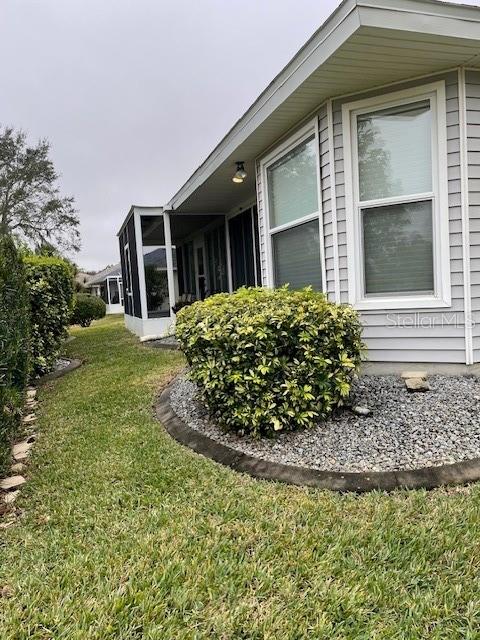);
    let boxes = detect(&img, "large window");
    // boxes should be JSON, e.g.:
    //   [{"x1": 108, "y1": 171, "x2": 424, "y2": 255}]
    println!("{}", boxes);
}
[
  {"x1": 343, "y1": 82, "x2": 450, "y2": 309},
  {"x1": 262, "y1": 123, "x2": 323, "y2": 290}
]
